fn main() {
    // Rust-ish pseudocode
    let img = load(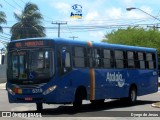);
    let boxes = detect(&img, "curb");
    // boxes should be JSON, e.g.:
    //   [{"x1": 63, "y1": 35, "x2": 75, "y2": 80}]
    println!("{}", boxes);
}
[
  {"x1": 151, "y1": 102, "x2": 160, "y2": 108},
  {"x1": 0, "y1": 83, "x2": 6, "y2": 90}
]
